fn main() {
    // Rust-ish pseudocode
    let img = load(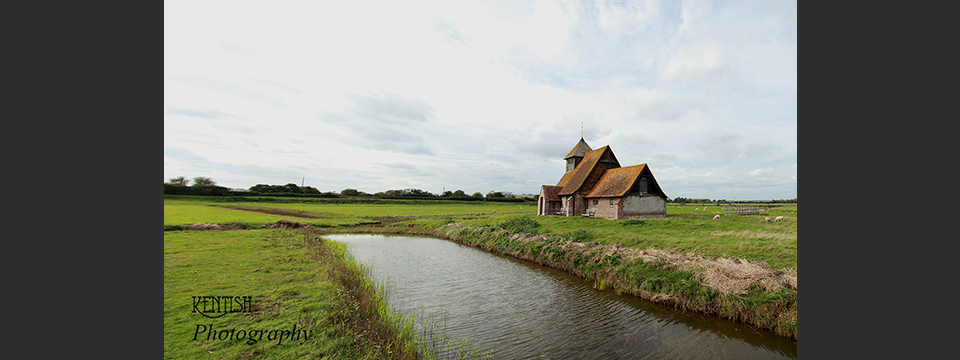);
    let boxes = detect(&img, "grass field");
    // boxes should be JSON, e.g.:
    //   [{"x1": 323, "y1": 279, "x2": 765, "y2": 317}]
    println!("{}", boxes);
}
[
  {"x1": 164, "y1": 228, "x2": 418, "y2": 359},
  {"x1": 165, "y1": 196, "x2": 795, "y2": 270},
  {"x1": 164, "y1": 195, "x2": 798, "y2": 342},
  {"x1": 163, "y1": 204, "x2": 288, "y2": 226}
]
